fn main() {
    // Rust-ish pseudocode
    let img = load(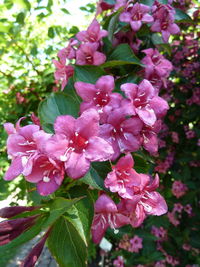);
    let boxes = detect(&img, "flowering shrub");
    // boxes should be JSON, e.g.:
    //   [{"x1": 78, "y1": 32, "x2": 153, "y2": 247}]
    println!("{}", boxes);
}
[{"x1": 0, "y1": 0, "x2": 196, "y2": 266}]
